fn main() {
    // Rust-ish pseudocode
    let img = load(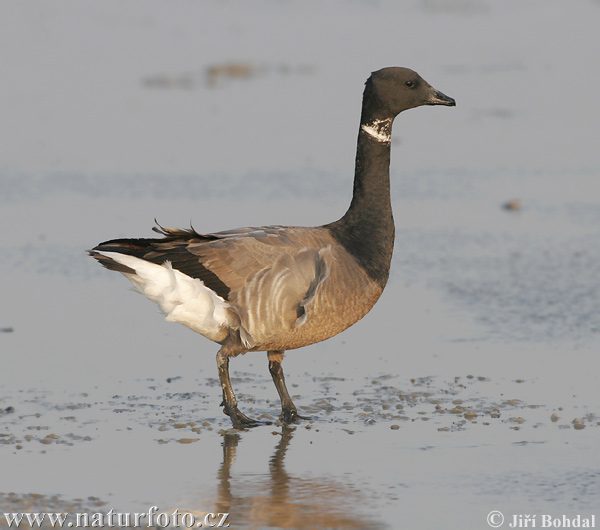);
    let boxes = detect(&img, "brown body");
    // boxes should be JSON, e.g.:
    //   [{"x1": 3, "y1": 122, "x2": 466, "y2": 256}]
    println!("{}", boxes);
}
[{"x1": 205, "y1": 226, "x2": 385, "y2": 353}]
